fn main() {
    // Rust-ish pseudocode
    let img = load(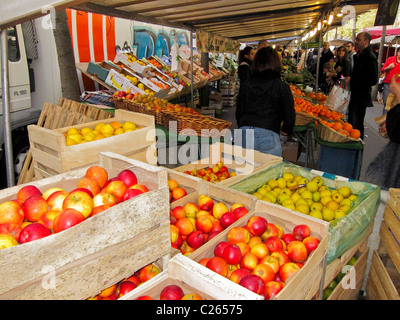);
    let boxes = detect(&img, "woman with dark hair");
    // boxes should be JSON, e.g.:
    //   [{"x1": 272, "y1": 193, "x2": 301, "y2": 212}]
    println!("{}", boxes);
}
[
  {"x1": 235, "y1": 47, "x2": 295, "y2": 156},
  {"x1": 328, "y1": 45, "x2": 351, "y2": 83},
  {"x1": 237, "y1": 46, "x2": 255, "y2": 84}
]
